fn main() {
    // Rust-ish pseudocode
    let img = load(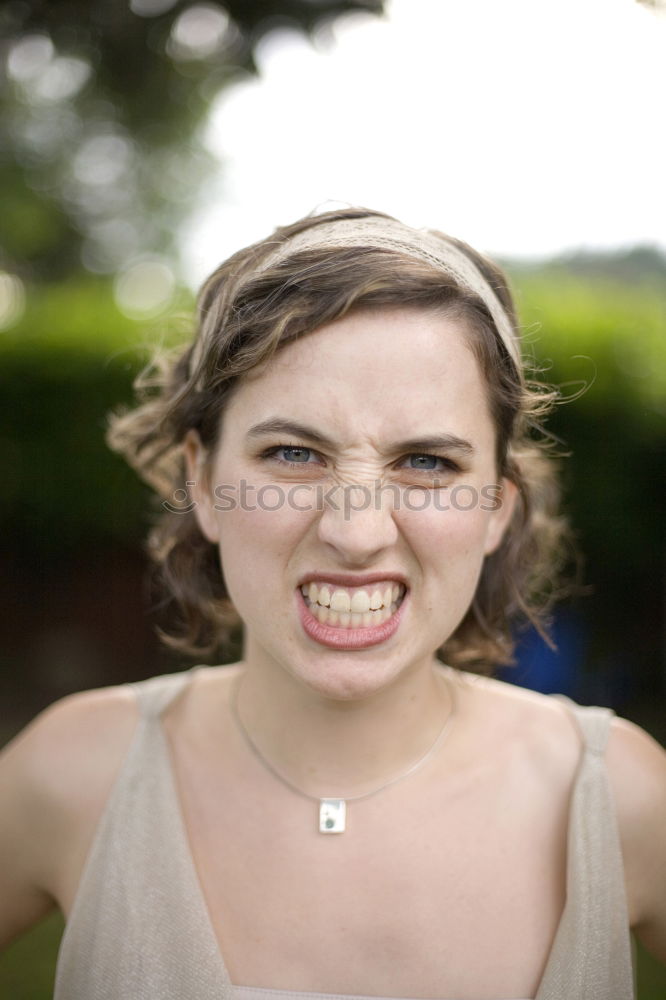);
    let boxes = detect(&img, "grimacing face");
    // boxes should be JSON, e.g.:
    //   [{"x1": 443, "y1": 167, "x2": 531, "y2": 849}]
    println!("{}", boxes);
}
[{"x1": 185, "y1": 307, "x2": 517, "y2": 700}]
